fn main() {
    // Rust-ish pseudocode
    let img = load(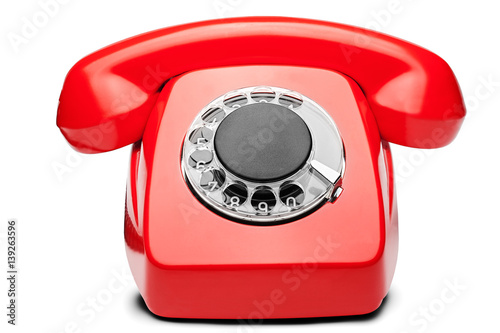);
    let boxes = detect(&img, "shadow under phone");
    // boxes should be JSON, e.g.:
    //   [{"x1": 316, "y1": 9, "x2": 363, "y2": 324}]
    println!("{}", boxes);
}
[{"x1": 134, "y1": 292, "x2": 391, "y2": 325}]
